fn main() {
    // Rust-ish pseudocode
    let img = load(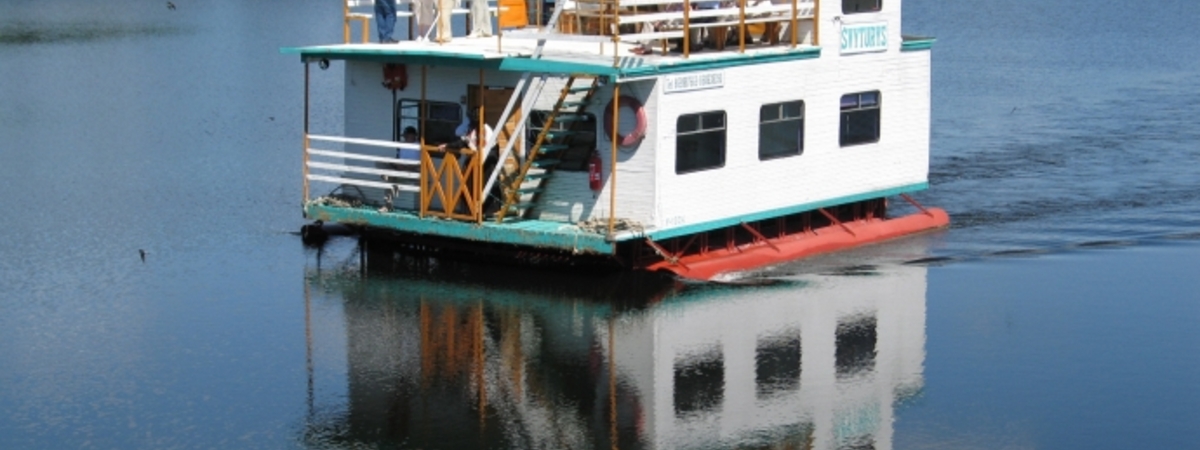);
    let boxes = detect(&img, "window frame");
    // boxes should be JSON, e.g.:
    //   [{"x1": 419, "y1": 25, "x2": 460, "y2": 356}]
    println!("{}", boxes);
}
[
  {"x1": 758, "y1": 100, "x2": 805, "y2": 161},
  {"x1": 675, "y1": 110, "x2": 727, "y2": 174},
  {"x1": 396, "y1": 99, "x2": 463, "y2": 145},
  {"x1": 839, "y1": 91, "x2": 881, "y2": 147},
  {"x1": 842, "y1": 0, "x2": 881, "y2": 14}
]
